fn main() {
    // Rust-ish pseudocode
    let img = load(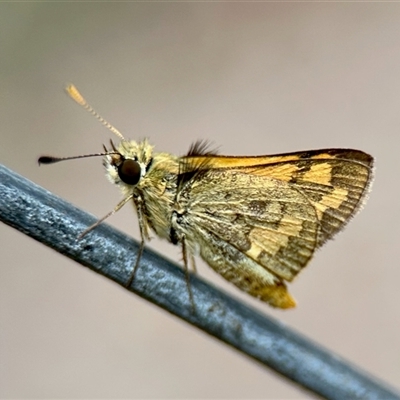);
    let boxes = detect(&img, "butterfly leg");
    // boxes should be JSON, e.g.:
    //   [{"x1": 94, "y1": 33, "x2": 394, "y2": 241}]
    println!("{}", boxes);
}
[
  {"x1": 189, "y1": 254, "x2": 197, "y2": 274},
  {"x1": 126, "y1": 239, "x2": 145, "y2": 288},
  {"x1": 78, "y1": 194, "x2": 133, "y2": 239},
  {"x1": 182, "y1": 237, "x2": 196, "y2": 314},
  {"x1": 126, "y1": 195, "x2": 150, "y2": 288}
]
